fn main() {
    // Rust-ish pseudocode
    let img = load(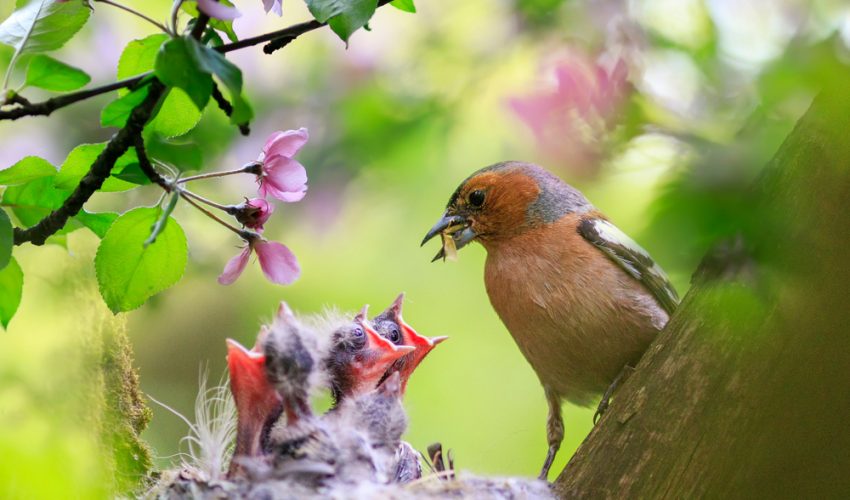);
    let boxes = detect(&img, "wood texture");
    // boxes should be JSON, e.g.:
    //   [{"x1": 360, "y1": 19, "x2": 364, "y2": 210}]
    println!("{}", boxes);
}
[{"x1": 554, "y1": 81, "x2": 850, "y2": 498}]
